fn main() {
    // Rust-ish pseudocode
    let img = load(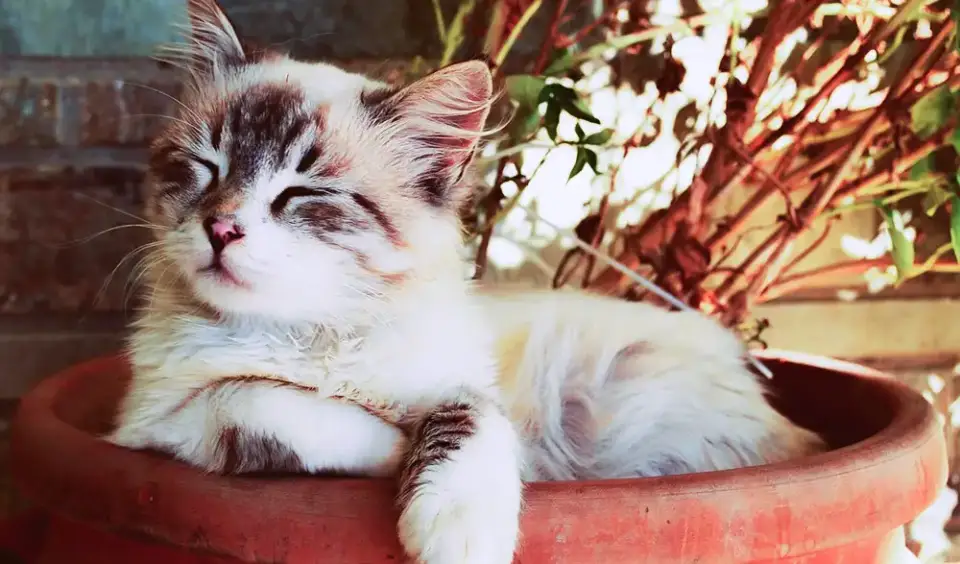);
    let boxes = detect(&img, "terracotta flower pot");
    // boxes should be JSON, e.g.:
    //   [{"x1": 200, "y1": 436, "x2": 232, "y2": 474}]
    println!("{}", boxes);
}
[{"x1": 8, "y1": 350, "x2": 946, "y2": 563}]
